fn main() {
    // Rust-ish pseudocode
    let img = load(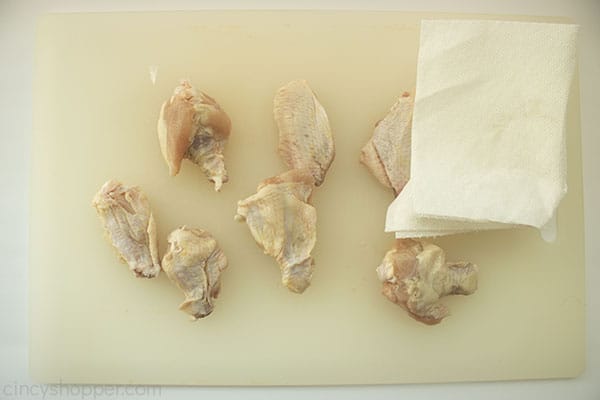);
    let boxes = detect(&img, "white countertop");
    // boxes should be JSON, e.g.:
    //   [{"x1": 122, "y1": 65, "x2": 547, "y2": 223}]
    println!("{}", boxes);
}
[{"x1": 1, "y1": 0, "x2": 598, "y2": 399}]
